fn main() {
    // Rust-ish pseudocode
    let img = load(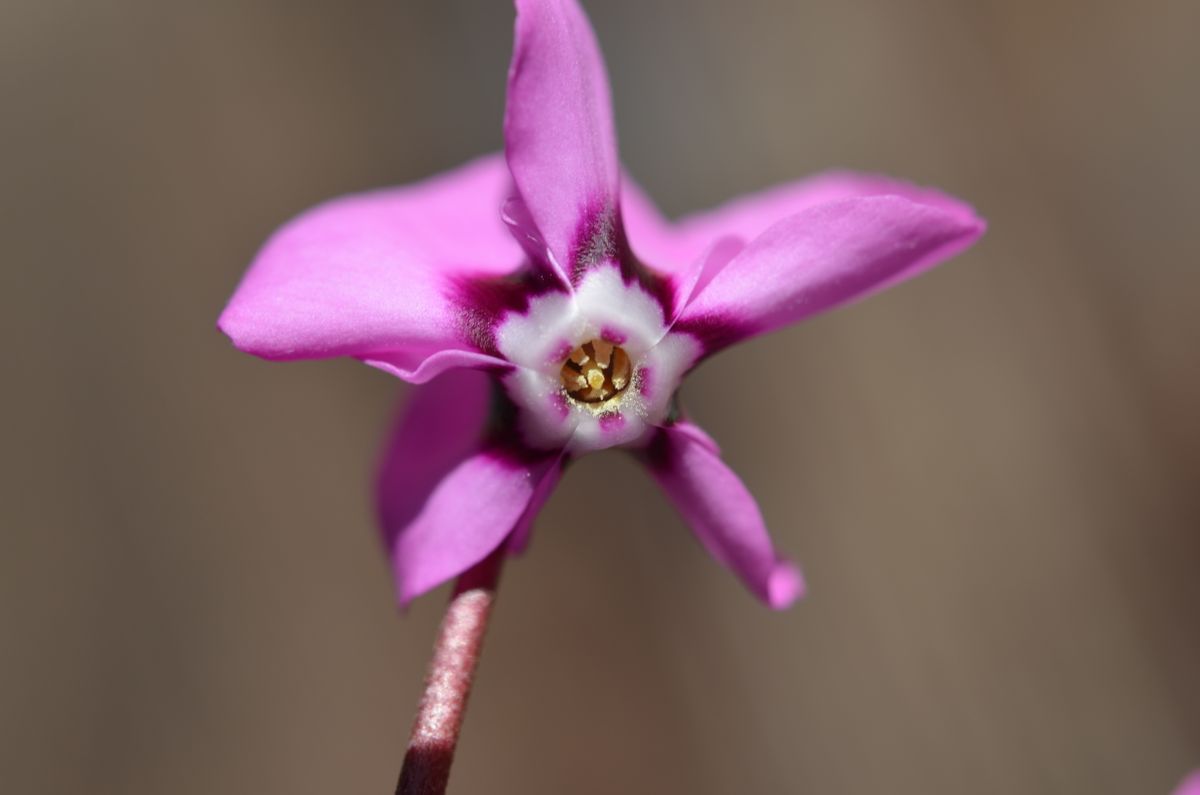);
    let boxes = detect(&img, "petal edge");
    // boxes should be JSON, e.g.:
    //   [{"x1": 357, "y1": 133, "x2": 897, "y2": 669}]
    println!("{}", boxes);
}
[
  {"x1": 219, "y1": 155, "x2": 523, "y2": 379},
  {"x1": 642, "y1": 422, "x2": 803, "y2": 609},
  {"x1": 505, "y1": 0, "x2": 621, "y2": 279},
  {"x1": 674, "y1": 194, "x2": 985, "y2": 353},
  {"x1": 375, "y1": 369, "x2": 561, "y2": 605}
]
